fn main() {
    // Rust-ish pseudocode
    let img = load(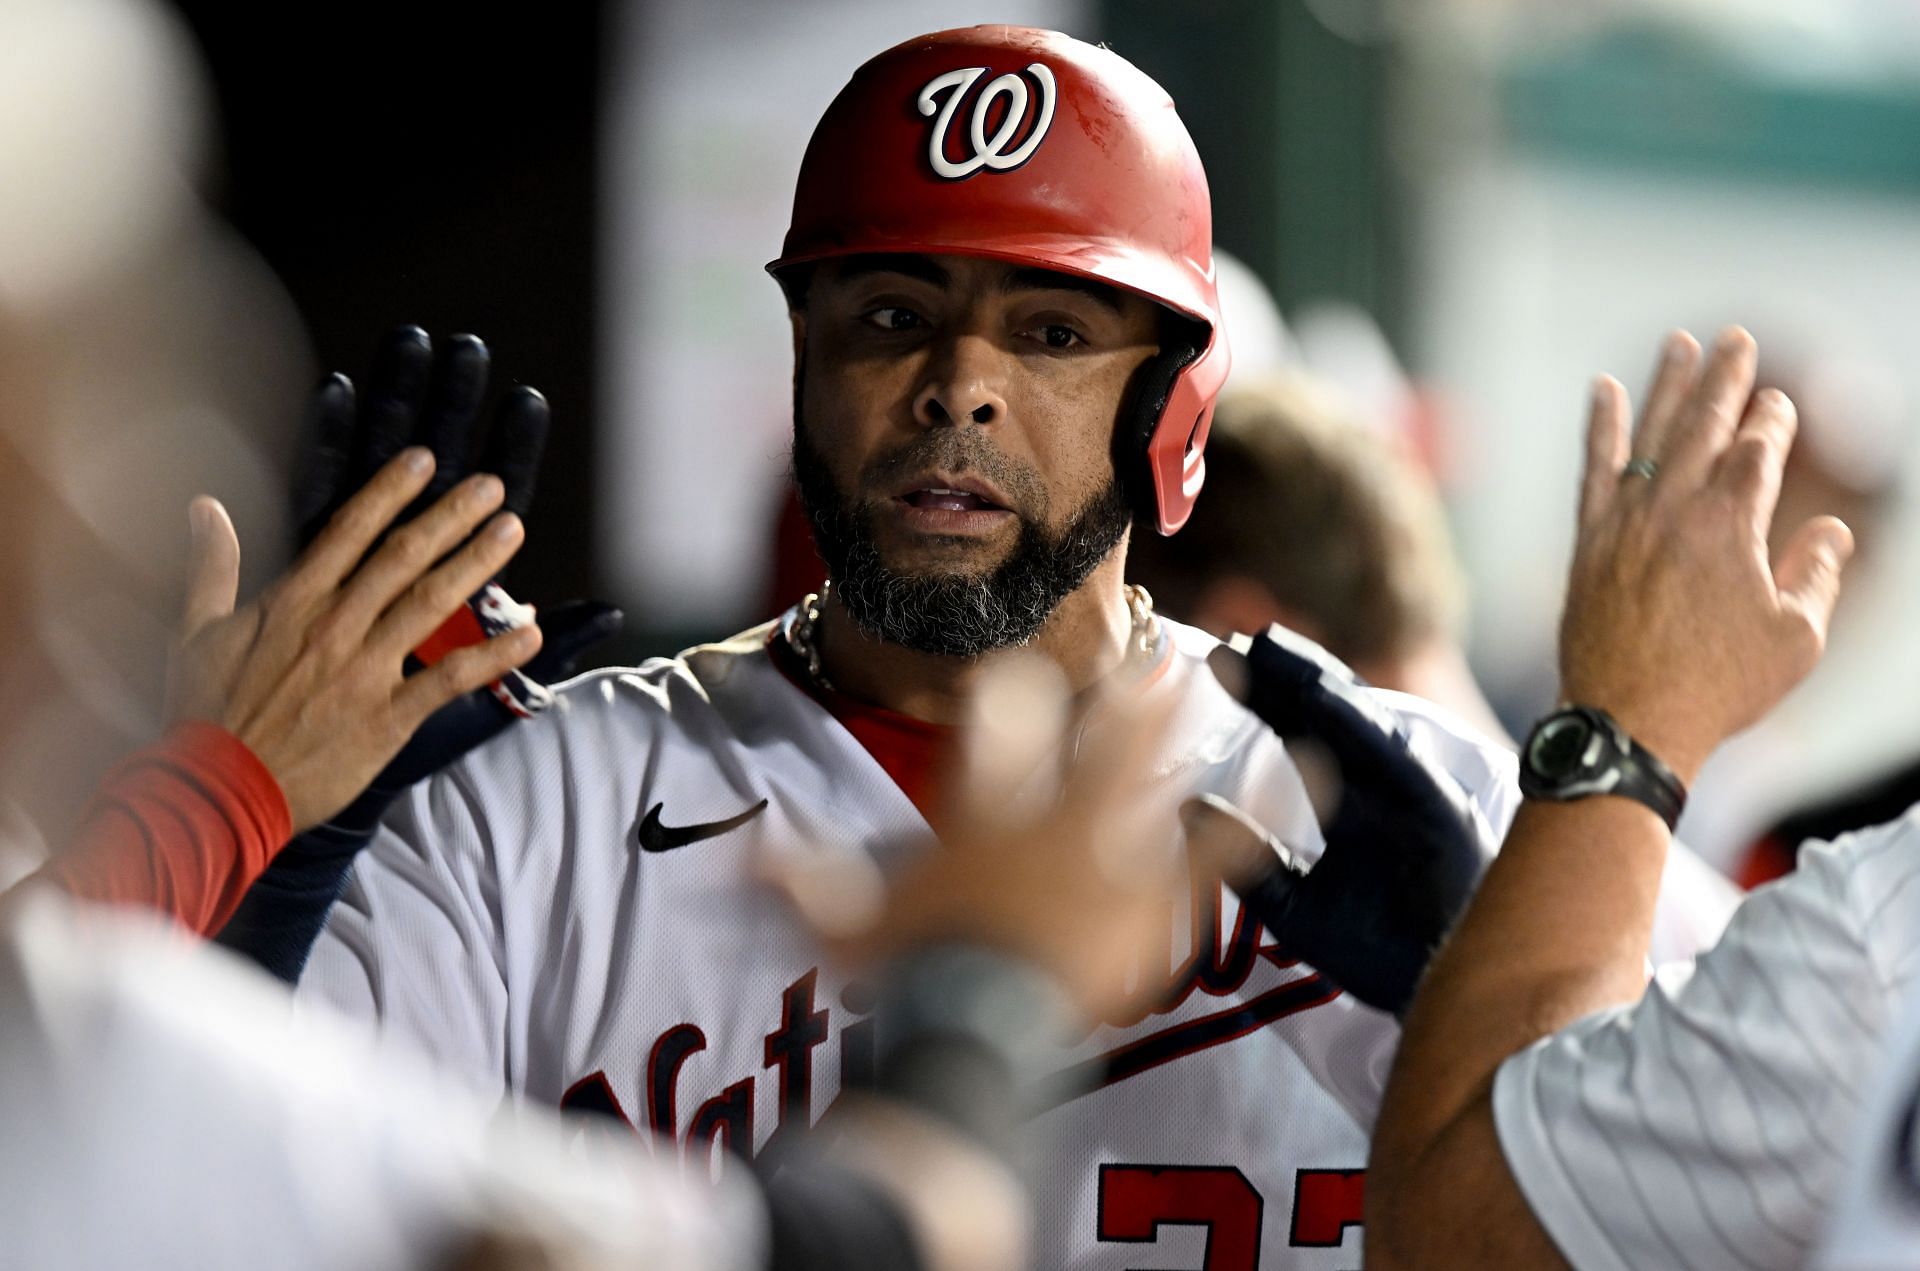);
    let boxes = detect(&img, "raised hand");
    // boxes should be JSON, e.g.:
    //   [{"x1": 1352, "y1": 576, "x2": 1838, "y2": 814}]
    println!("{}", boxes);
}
[
  {"x1": 1559, "y1": 328, "x2": 1853, "y2": 784},
  {"x1": 212, "y1": 331, "x2": 621, "y2": 981},
  {"x1": 765, "y1": 656, "x2": 1191, "y2": 1025},
  {"x1": 167, "y1": 450, "x2": 538, "y2": 833}
]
